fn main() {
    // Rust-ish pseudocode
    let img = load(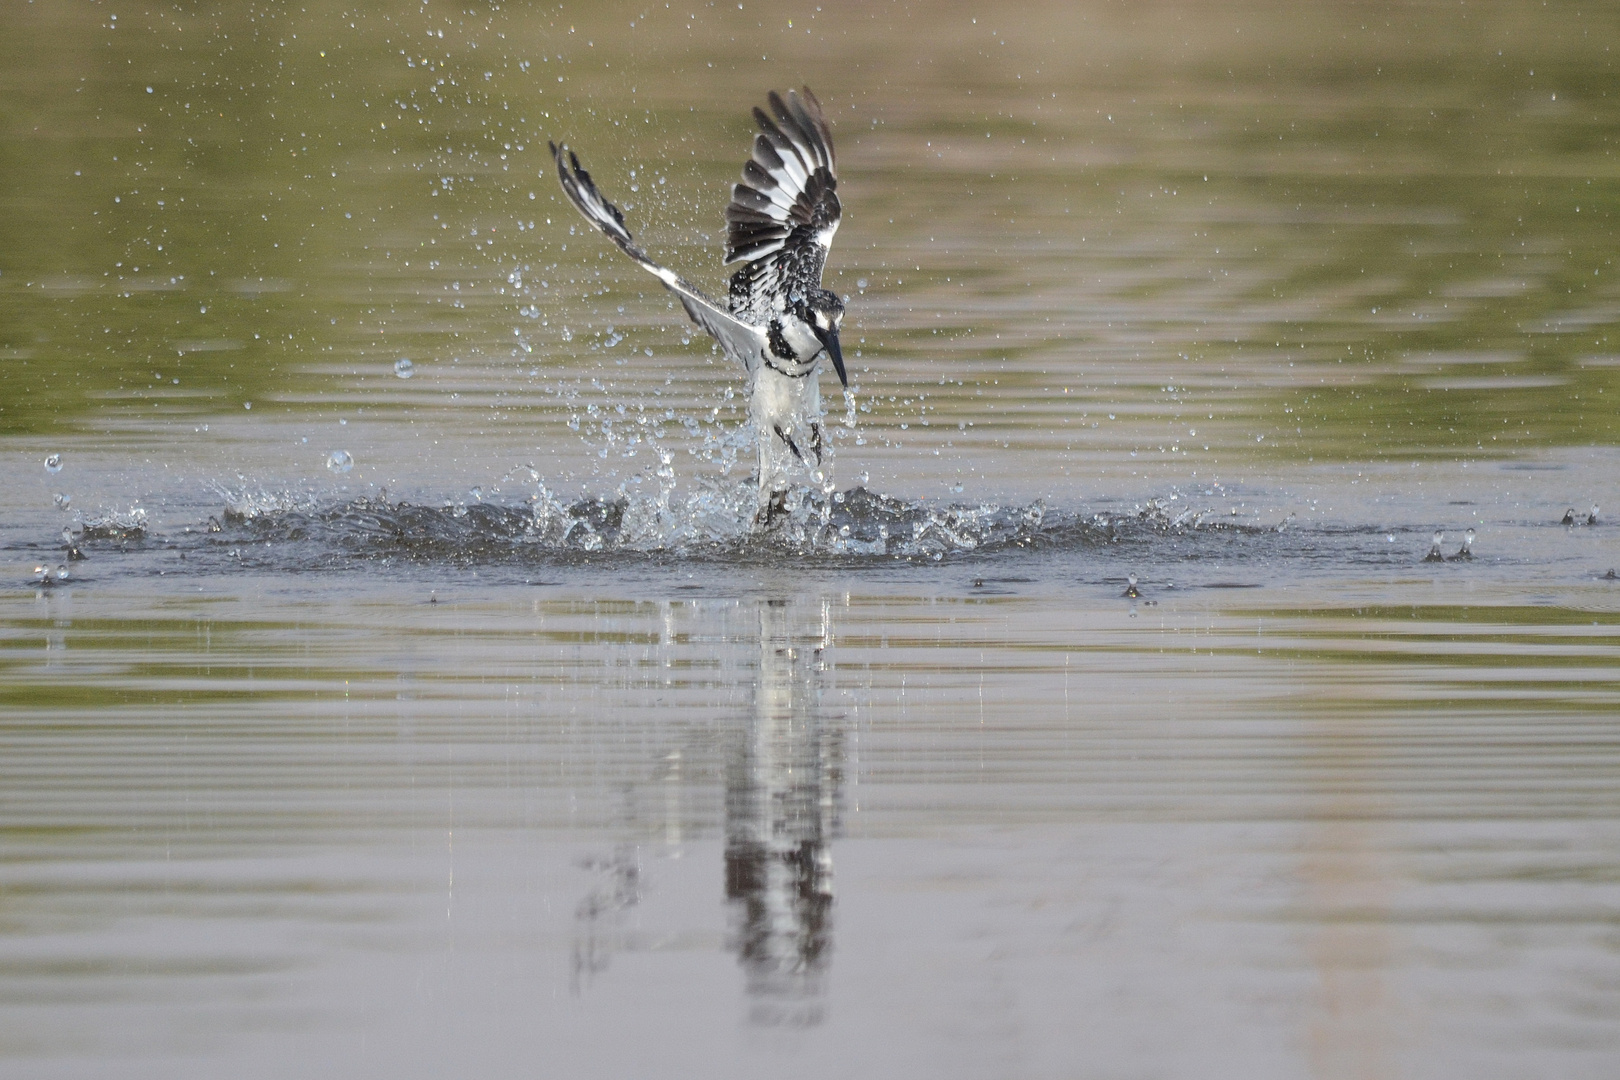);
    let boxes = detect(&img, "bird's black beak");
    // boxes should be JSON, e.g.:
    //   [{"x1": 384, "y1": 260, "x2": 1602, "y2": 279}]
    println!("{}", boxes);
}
[{"x1": 817, "y1": 325, "x2": 848, "y2": 388}]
